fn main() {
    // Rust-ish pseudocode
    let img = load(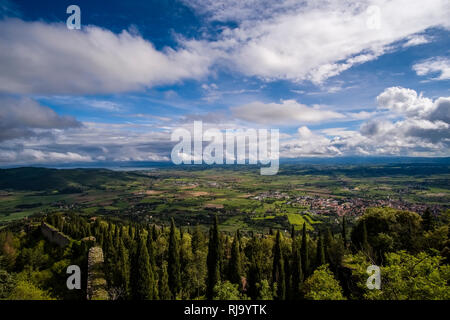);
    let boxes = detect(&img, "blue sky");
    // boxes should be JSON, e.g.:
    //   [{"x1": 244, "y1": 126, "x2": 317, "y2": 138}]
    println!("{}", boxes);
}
[{"x1": 0, "y1": 0, "x2": 449, "y2": 164}]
